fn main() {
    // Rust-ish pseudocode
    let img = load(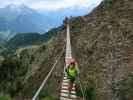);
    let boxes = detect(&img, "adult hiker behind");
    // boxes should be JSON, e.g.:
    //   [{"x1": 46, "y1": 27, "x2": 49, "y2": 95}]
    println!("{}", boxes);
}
[{"x1": 65, "y1": 58, "x2": 80, "y2": 92}]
